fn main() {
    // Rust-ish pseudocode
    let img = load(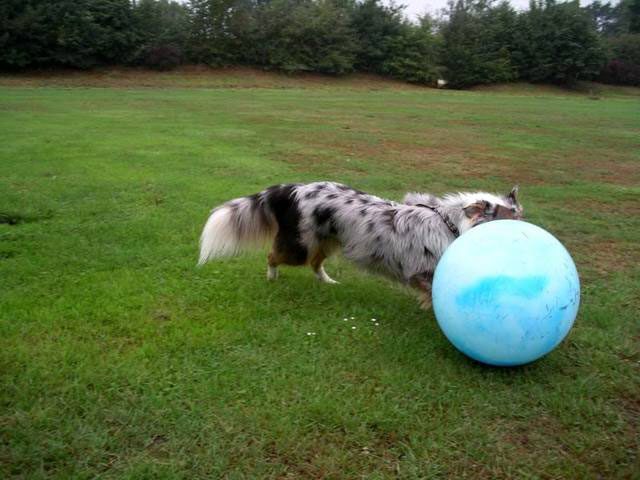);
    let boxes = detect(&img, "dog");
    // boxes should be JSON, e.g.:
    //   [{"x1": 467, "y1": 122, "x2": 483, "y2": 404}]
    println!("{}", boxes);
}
[{"x1": 198, "y1": 182, "x2": 523, "y2": 308}]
